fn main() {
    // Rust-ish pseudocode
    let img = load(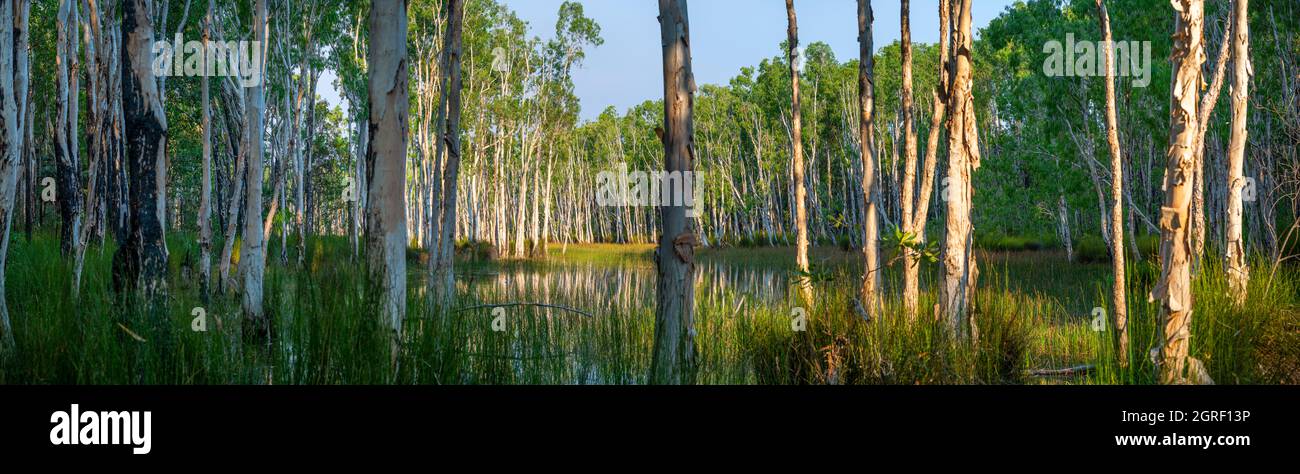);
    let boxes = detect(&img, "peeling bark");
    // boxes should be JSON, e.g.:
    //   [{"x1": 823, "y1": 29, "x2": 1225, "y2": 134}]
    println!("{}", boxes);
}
[
  {"x1": 1225, "y1": 0, "x2": 1250, "y2": 304},
  {"x1": 650, "y1": 0, "x2": 697, "y2": 385},
  {"x1": 120, "y1": 0, "x2": 170, "y2": 302},
  {"x1": 1155, "y1": 0, "x2": 1210, "y2": 385},
  {"x1": 939, "y1": 0, "x2": 980, "y2": 338},
  {"x1": 909, "y1": 0, "x2": 951, "y2": 320}
]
